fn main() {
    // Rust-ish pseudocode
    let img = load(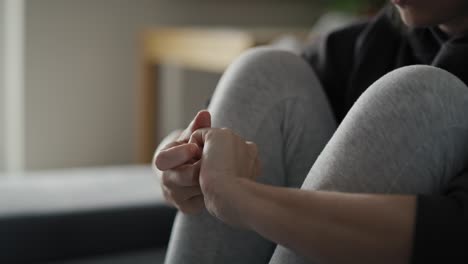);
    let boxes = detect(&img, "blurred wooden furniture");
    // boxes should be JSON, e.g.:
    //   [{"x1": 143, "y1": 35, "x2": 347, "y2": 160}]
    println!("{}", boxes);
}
[{"x1": 137, "y1": 27, "x2": 308, "y2": 163}]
